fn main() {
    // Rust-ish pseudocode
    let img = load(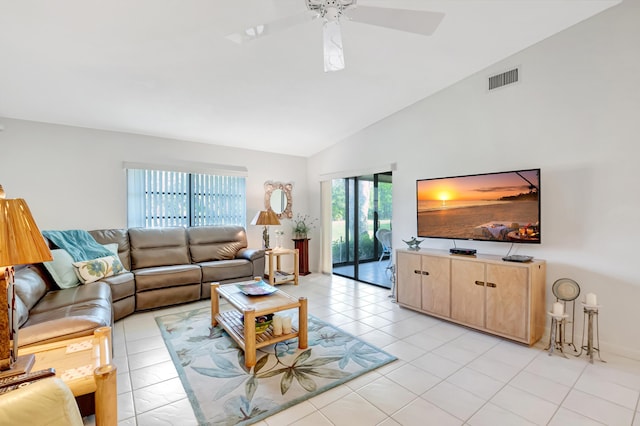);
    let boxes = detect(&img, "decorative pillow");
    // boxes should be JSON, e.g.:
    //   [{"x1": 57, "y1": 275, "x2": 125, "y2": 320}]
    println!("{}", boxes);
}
[
  {"x1": 101, "y1": 243, "x2": 129, "y2": 272},
  {"x1": 43, "y1": 249, "x2": 81, "y2": 289},
  {"x1": 102, "y1": 243, "x2": 119, "y2": 257},
  {"x1": 73, "y1": 255, "x2": 125, "y2": 284}
]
